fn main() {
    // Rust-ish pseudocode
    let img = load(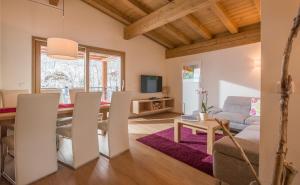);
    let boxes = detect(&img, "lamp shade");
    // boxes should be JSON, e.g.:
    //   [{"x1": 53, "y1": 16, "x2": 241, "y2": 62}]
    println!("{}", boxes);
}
[{"x1": 47, "y1": 38, "x2": 78, "y2": 60}]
